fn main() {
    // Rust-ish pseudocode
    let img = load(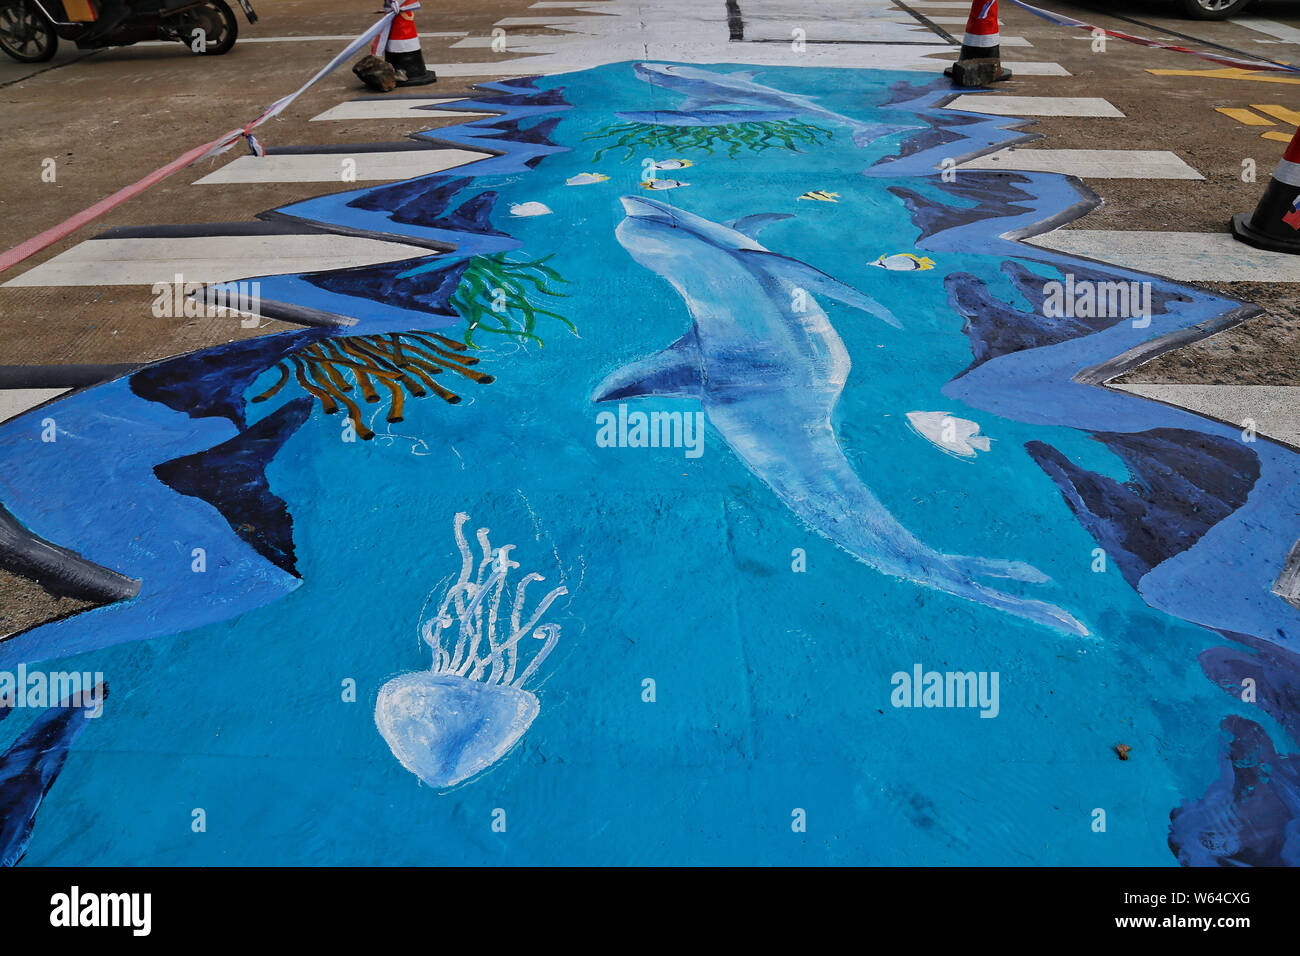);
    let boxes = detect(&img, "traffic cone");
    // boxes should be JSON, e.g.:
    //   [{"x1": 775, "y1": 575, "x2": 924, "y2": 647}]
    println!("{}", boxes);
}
[
  {"x1": 1231, "y1": 125, "x2": 1300, "y2": 254},
  {"x1": 376, "y1": 8, "x2": 437, "y2": 87},
  {"x1": 945, "y1": 0, "x2": 1011, "y2": 87}
]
